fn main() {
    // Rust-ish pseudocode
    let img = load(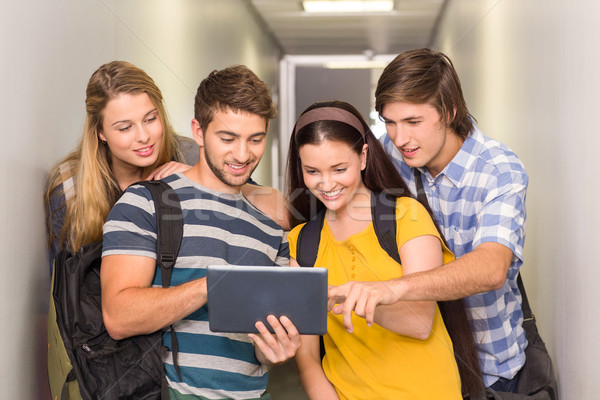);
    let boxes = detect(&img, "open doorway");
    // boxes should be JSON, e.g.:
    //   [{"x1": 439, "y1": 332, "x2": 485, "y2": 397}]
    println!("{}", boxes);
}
[{"x1": 274, "y1": 54, "x2": 395, "y2": 190}]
